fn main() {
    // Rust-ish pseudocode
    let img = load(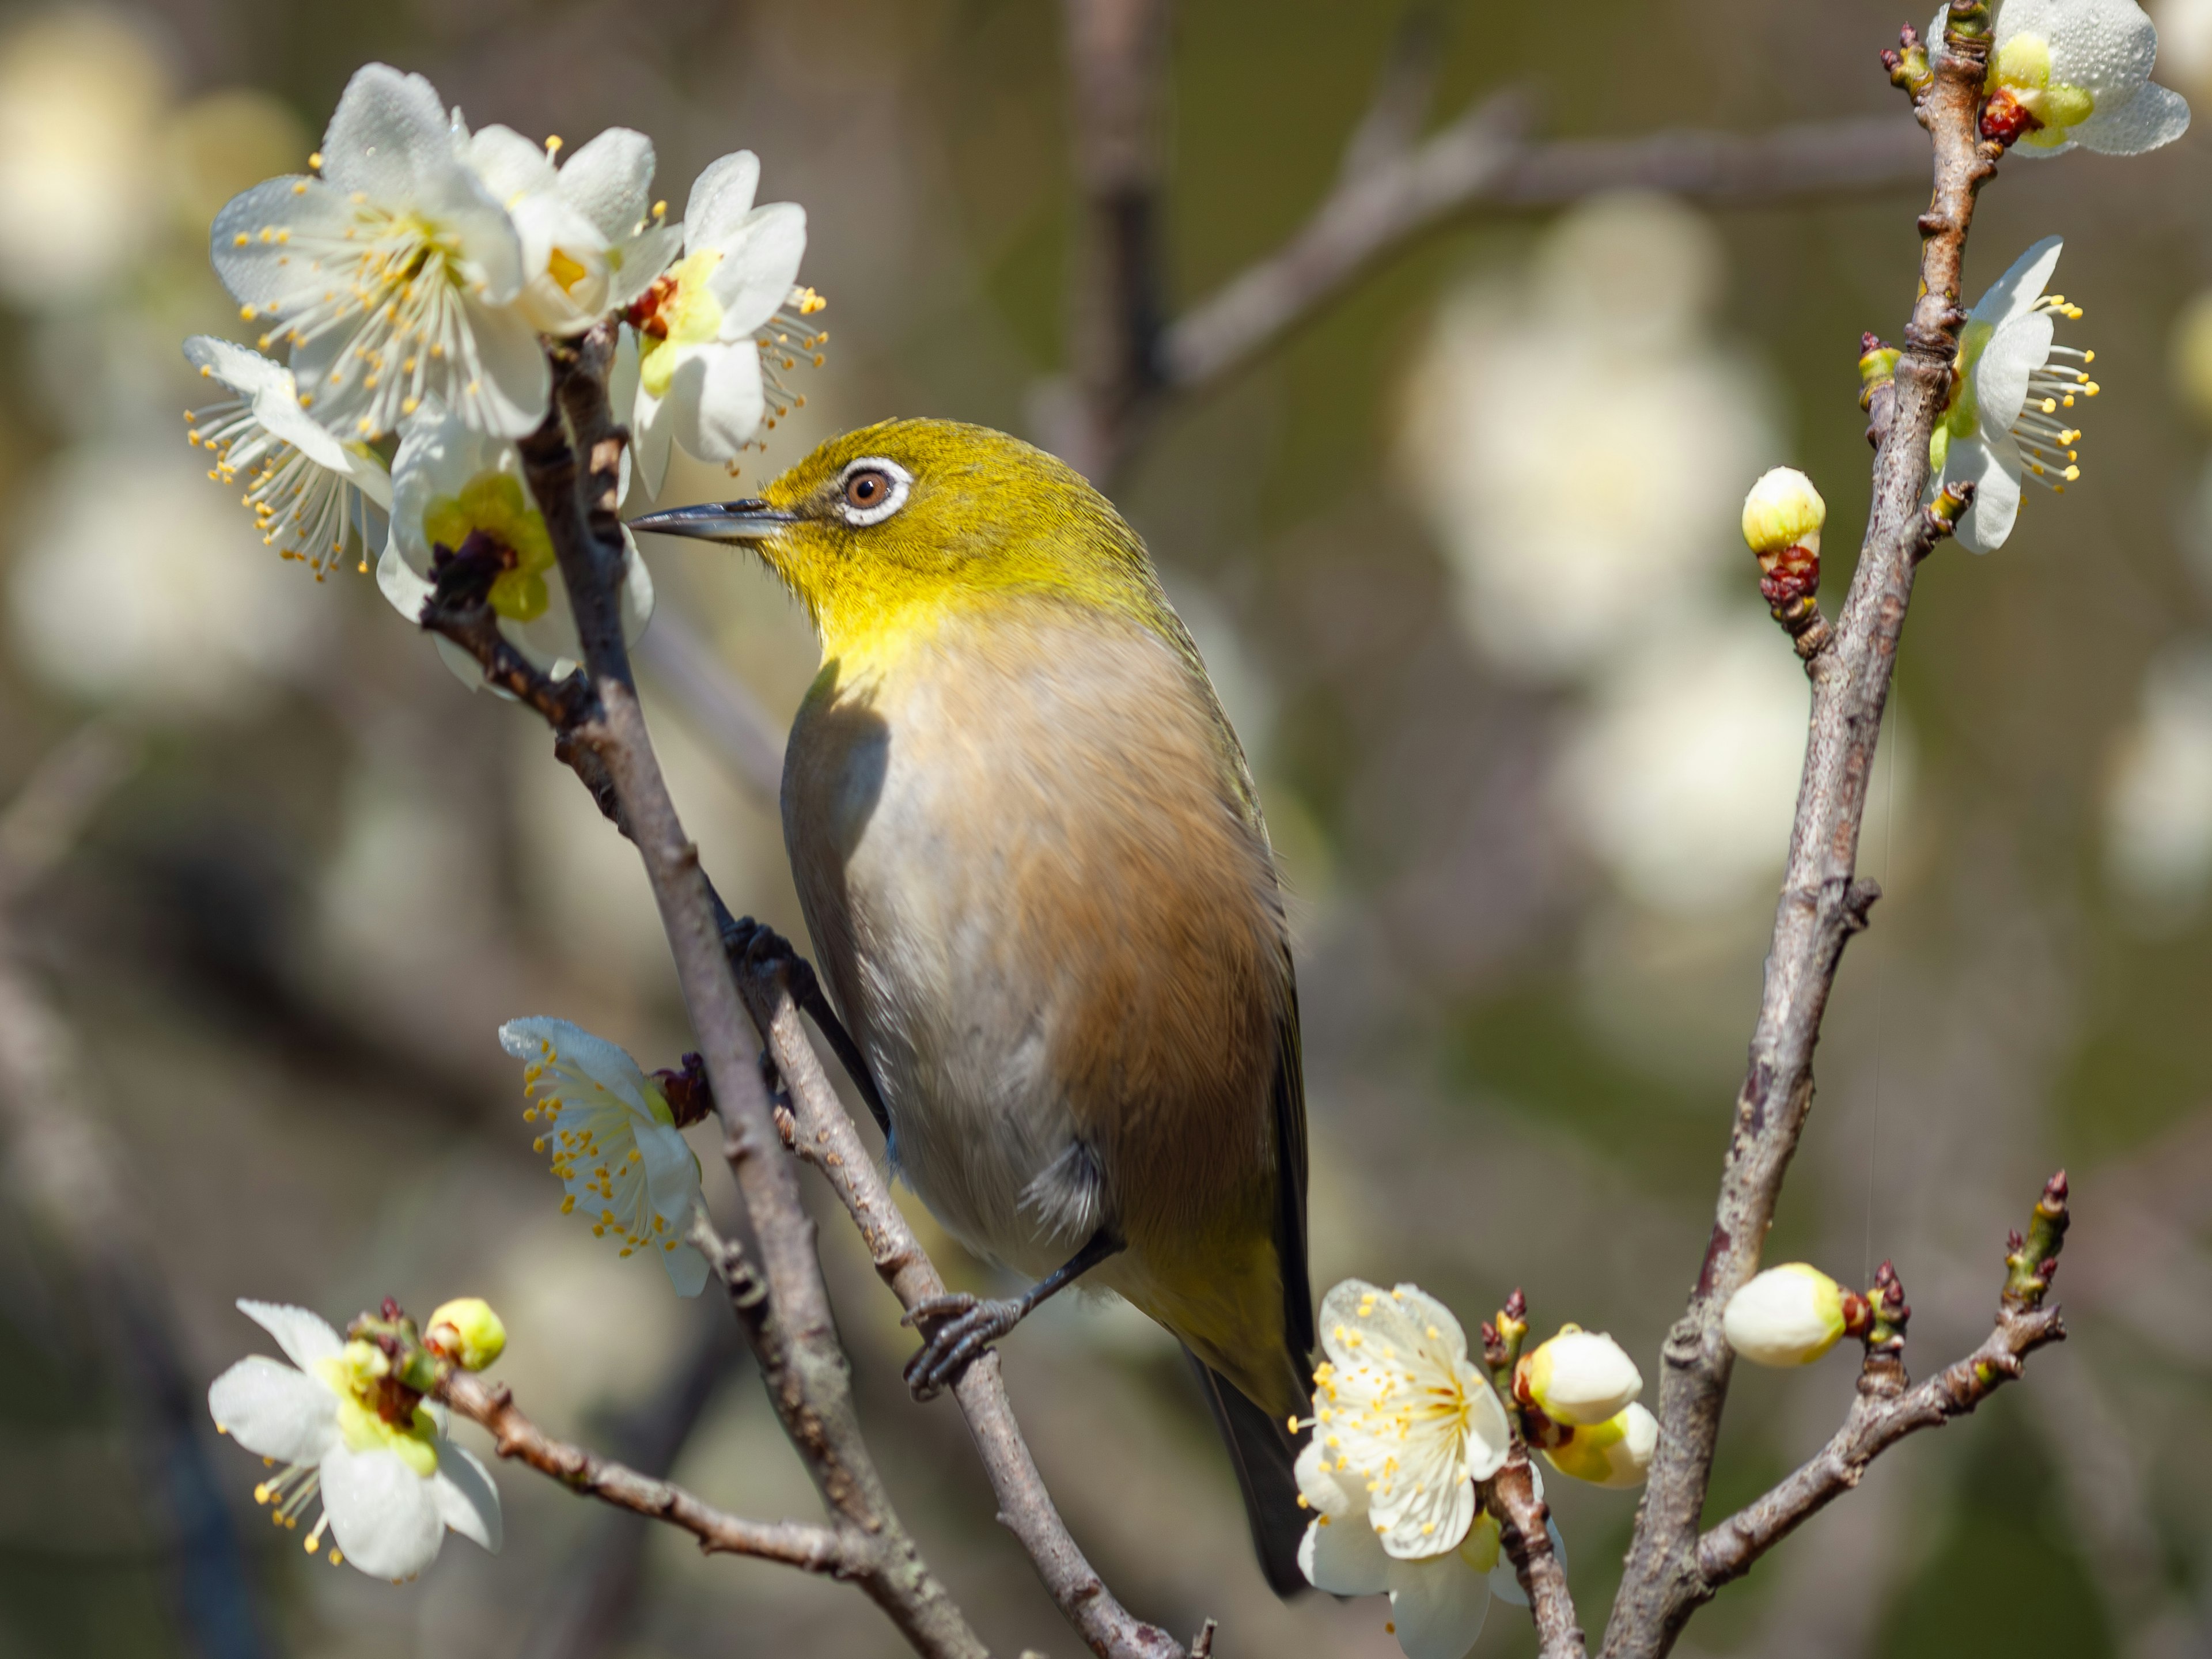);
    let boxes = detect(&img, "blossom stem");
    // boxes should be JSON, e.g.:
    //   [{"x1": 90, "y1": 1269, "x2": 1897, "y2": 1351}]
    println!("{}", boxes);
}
[
  {"x1": 435, "y1": 1369, "x2": 859, "y2": 1573},
  {"x1": 1601, "y1": 14, "x2": 2012, "y2": 1658}
]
